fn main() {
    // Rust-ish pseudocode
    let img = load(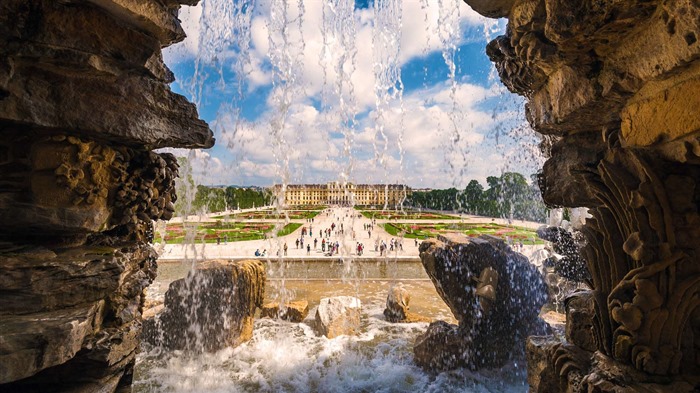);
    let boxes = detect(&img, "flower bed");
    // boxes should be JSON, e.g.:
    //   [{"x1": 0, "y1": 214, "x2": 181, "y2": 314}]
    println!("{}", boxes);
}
[
  {"x1": 384, "y1": 222, "x2": 542, "y2": 244},
  {"x1": 360, "y1": 210, "x2": 458, "y2": 220},
  {"x1": 213, "y1": 209, "x2": 321, "y2": 220},
  {"x1": 154, "y1": 222, "x2": 302, "y2": 244}
]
